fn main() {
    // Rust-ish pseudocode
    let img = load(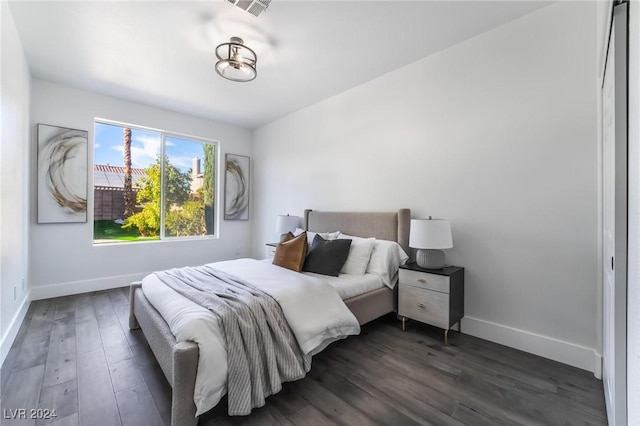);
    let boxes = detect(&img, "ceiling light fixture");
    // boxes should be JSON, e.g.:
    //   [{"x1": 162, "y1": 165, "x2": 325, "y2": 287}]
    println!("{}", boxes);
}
[
  {"x1": 226, "y1": 0, "x2": 271, "y2": 17},
  {"x1": 215, "y1": 37, "x2": 257, "y2": 82}
]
